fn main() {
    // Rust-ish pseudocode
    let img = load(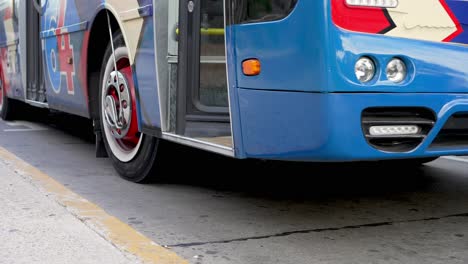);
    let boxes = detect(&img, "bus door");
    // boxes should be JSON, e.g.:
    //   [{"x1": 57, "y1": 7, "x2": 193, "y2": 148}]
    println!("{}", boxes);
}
[
  {"x1": 176, "y1": 0, "x2": 231, "y2": 138},
  {"x1": 22, "y1": 1, "x2": 46, "y2": 104}
]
